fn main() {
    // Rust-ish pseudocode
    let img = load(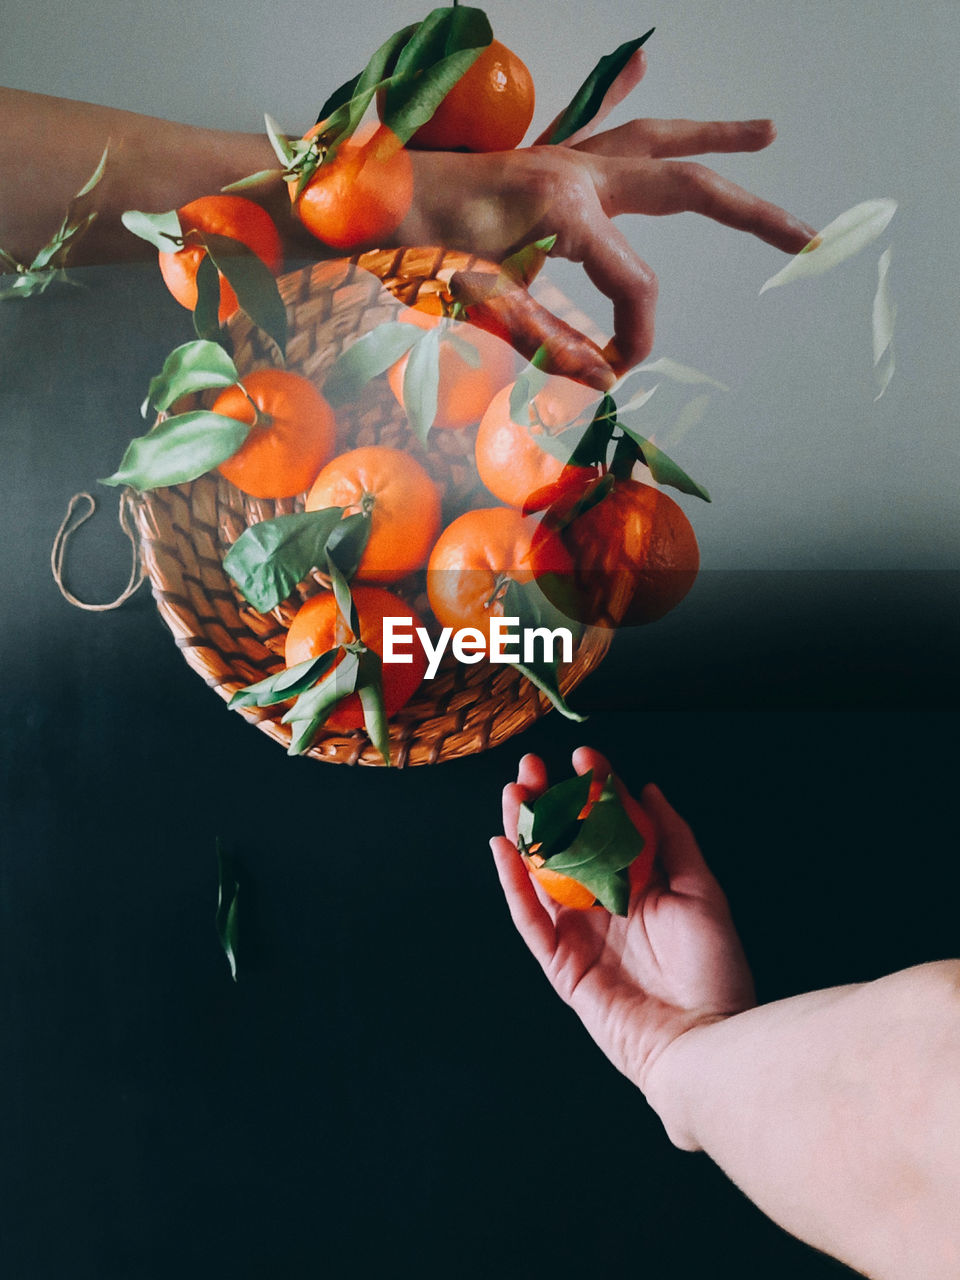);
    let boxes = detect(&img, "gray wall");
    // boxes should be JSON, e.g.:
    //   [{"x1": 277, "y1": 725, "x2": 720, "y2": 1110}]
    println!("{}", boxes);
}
[{"x1": 3, "y1": 0, "x2": 958, "y2": 569}]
